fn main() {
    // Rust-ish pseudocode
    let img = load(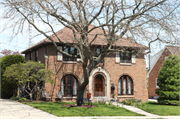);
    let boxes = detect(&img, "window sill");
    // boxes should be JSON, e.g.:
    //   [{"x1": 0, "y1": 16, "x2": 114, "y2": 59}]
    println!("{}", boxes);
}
[
  {"x1": 63, "y1": 61, "x2": 77, "y2": 64},
  {"x1": 117, "y1": 95, "x2": 134, "y2": 98},
  {"x1": 62, "y1": 96, "x2": 77, "y2": 99},
  {"x1": 120, "y1": 63, "x2": 132, "y2": 66}
]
